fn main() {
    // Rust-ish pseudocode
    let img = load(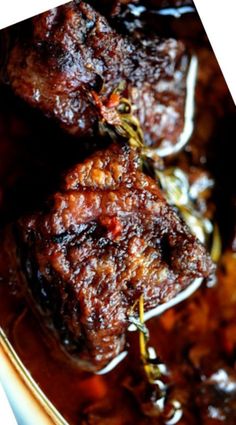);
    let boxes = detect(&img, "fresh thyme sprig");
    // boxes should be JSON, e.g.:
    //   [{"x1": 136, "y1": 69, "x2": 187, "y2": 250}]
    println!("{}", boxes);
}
[
  {"x1": 129, "y1": 295, "x2": 166, "y2": 388},
  {"x1": 129, "y1": 296, "x2": 183, "y2": 420},
  {"x1": 138, "y1": 294, "x2": 163, "y2": 383},
  {"x1": 91, "y1": 90, "x2": 144, "y2": 149}
]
